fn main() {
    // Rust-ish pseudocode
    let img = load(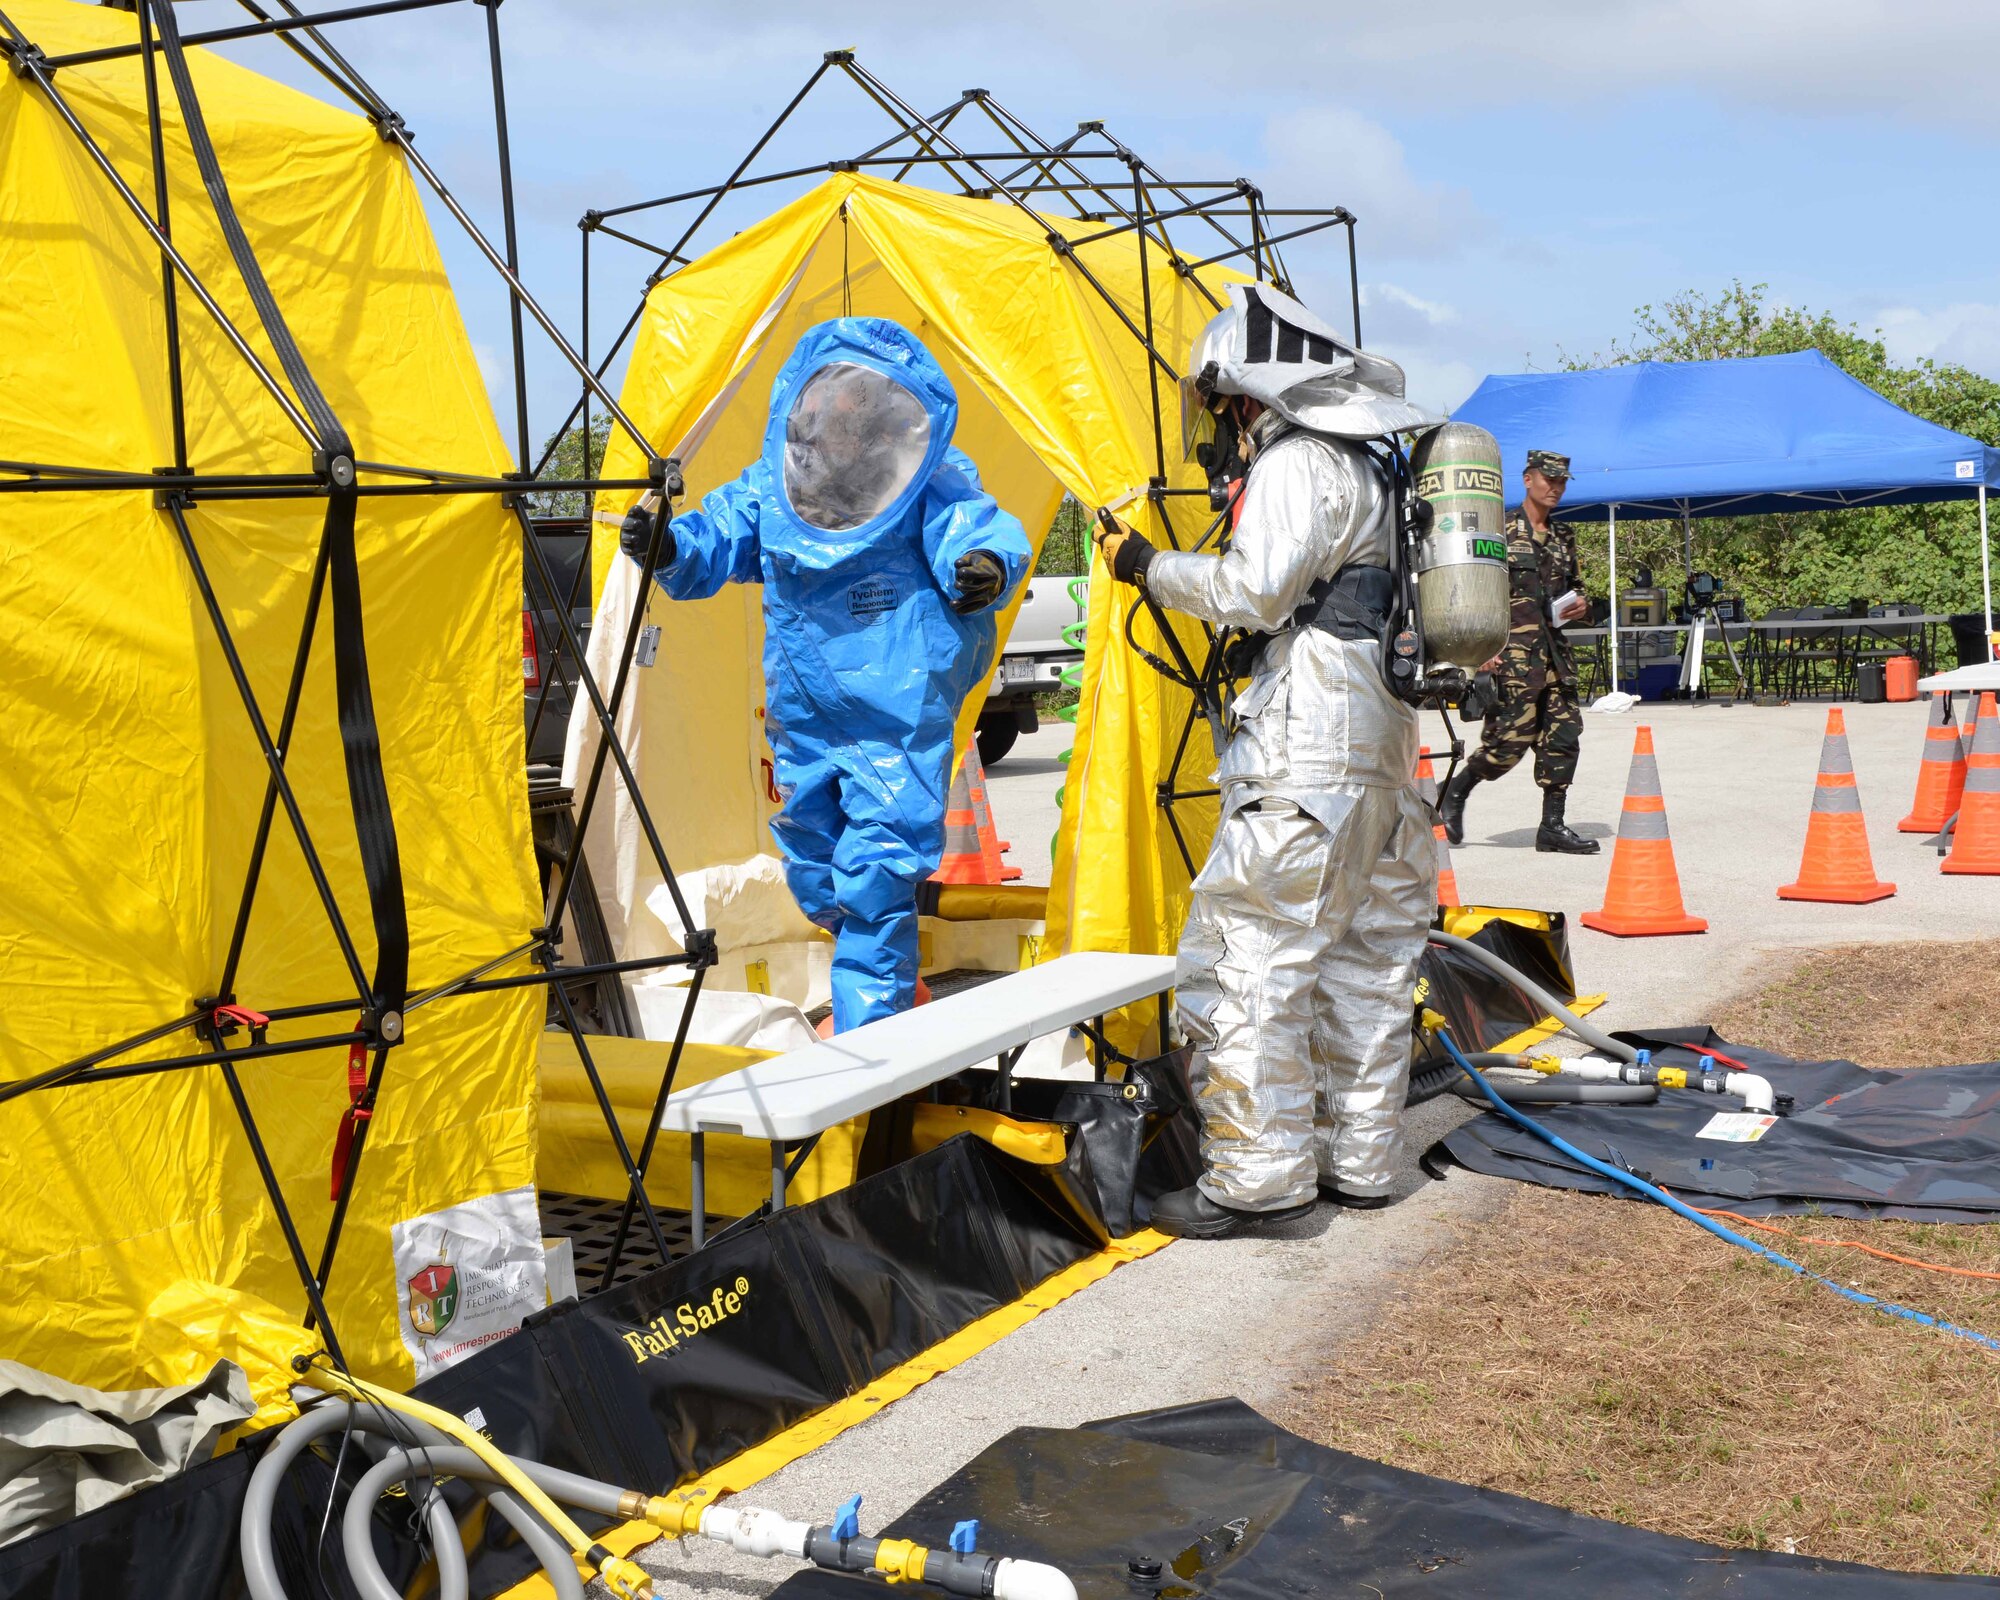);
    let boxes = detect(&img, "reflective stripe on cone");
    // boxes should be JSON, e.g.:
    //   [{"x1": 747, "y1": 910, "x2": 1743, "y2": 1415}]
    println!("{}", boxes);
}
[
  {"x1": 1416, "y1": 745, "x2": 1460, "y2": 909},
  {"x1": 930, "y1": 741, "x2": 1019, "y2": 885}
]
